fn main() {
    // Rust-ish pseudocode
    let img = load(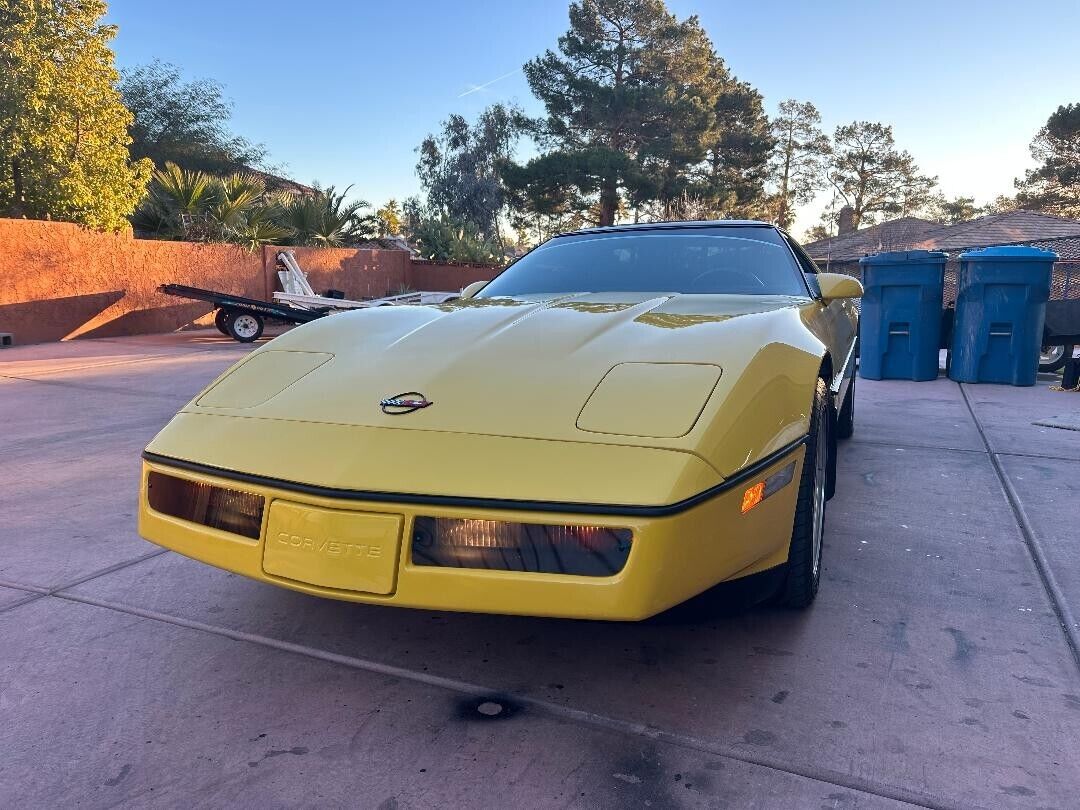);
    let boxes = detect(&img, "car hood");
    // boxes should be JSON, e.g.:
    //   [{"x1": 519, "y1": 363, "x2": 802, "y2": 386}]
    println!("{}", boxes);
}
[{"x1": 159, "y1": 291, "x2": 824, "y2": 483}]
